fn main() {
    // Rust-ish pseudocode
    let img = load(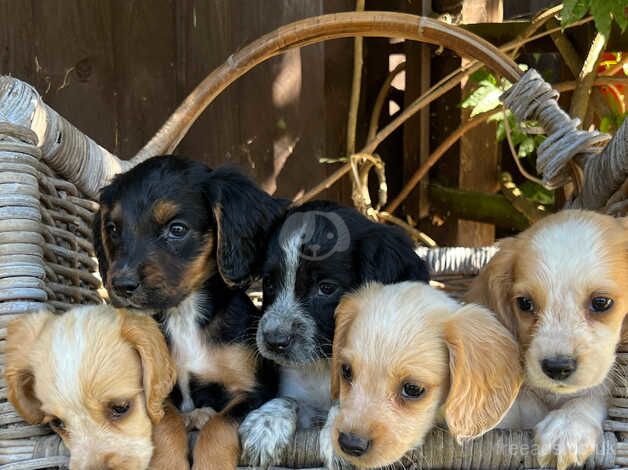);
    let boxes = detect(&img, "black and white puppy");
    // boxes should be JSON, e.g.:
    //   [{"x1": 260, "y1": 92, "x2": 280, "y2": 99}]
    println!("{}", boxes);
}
[
  {"x1": 239, "y1": 200, "x2": 430, "y2": 467},
  {"x1": 93, "y1": 156, "x2": 285, "y2": 469}
]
